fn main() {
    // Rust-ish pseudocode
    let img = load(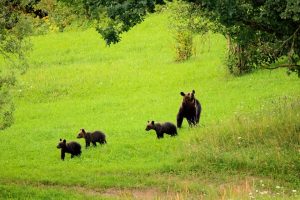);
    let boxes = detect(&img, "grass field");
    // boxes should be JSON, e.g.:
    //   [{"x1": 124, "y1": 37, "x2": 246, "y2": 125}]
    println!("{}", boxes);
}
[{"x1": 0, "y1": 13, "x2": 299, "y2": 199}]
